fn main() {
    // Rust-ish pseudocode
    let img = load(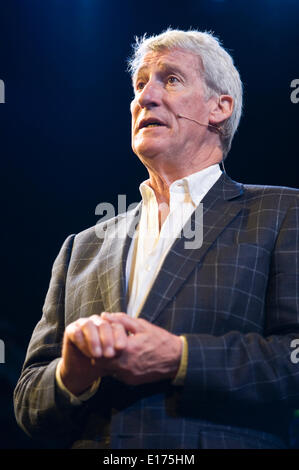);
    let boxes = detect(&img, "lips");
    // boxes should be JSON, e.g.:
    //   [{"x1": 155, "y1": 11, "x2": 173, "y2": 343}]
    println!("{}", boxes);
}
[{"x1": 138, "y1": 117, "x2": 167, "y2": 130}]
